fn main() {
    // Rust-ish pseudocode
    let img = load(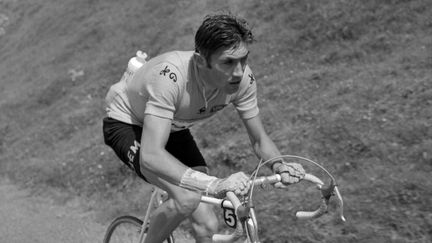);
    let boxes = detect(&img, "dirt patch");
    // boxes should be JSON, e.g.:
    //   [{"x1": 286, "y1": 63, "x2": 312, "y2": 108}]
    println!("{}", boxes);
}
[{"x1": 0, "y1": 178, "x2": 105, "y2": 243}]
